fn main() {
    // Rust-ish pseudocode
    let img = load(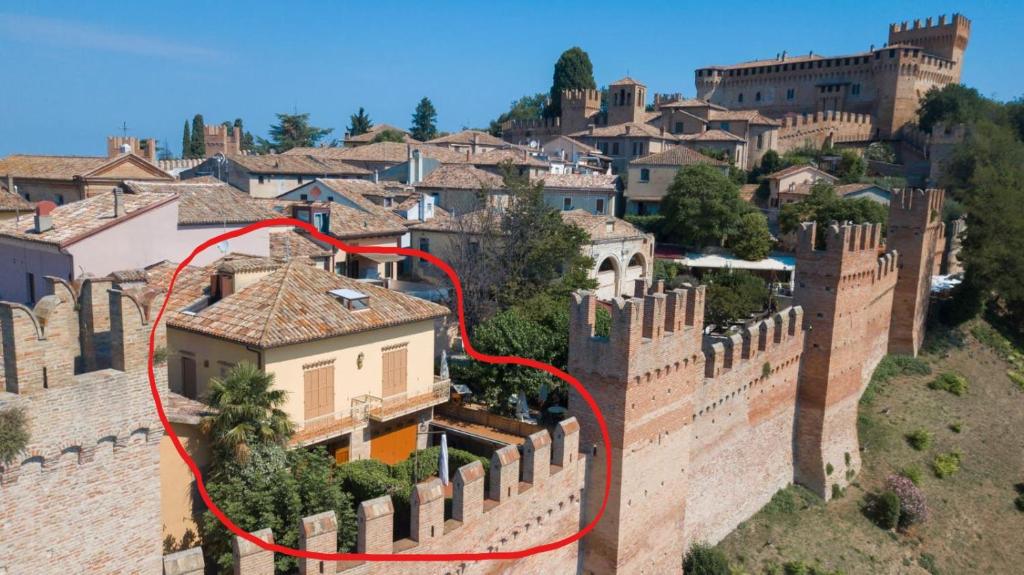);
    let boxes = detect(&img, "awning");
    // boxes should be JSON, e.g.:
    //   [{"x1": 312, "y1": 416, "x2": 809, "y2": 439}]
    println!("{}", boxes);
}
[
  {"x1": 357, "y1": 253, "x2": 405, "y2": 263},
  {"x1": 676, "y1": 252, "x2": 795, "y2": 272}
]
